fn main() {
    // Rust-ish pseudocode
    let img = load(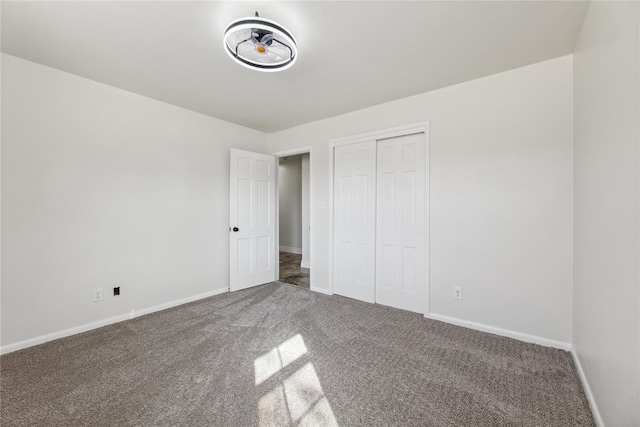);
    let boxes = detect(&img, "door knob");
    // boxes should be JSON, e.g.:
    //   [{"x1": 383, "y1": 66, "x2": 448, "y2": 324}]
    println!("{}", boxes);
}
[{"x1": 232, "y1": 227, "x2": 239, "y2": 232}]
